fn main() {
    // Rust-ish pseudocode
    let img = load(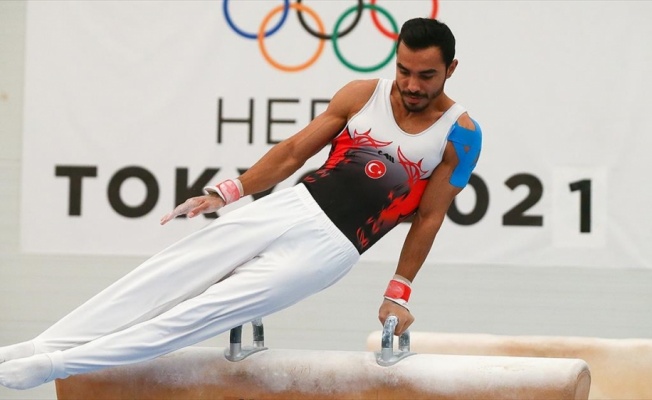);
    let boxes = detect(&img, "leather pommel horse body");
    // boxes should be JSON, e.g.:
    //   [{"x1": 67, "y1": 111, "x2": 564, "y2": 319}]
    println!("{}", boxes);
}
[
  {"x1": 55, "y1": 319, "x2": 591, "y2": 400},
  {"x1": 366, "y1": 331, "x2": 651, "y2": 400}
]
